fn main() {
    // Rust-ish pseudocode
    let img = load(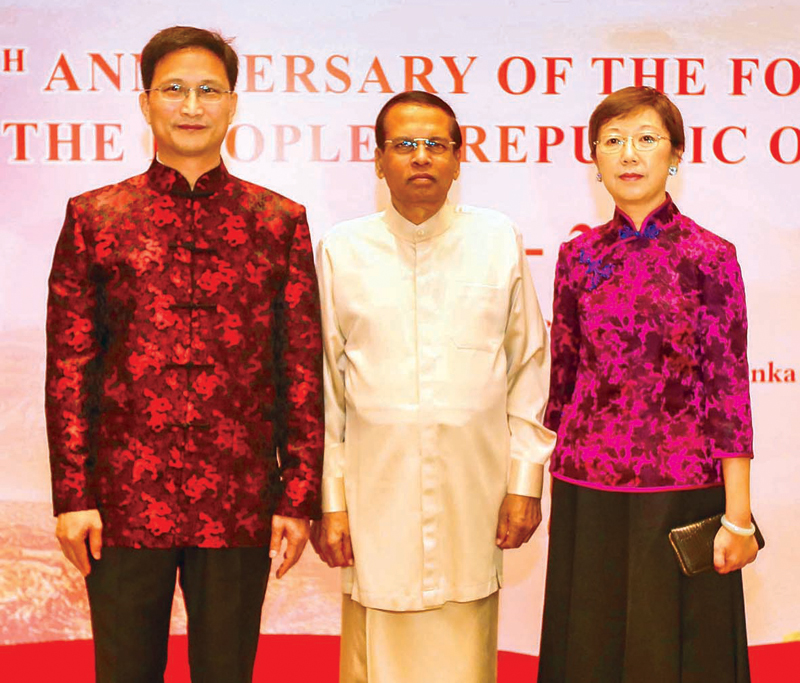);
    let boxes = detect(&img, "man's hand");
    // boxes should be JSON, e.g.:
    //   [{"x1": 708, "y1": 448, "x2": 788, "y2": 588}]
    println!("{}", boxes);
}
[
  {"x1": 713, "y1": 526, "x2": 759, "y2": 574},
  {"x1": 269, "y1": 515, "x2": 311, "y2": 579},
  {"x1": 56, "y1": 510, "x2": 103, "y2": 577},
  {"x1": 311, "y1": 511, "x2": 353, "y2": 568},
  {"x1": 496, "y1": 494, "x2": 541, "y2": 549}
]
